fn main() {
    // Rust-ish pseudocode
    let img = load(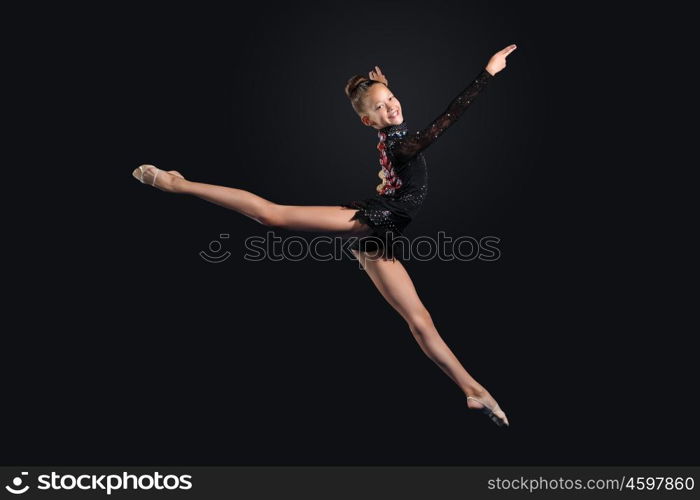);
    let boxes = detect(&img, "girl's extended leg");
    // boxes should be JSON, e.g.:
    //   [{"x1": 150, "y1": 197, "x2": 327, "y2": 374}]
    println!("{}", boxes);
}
[
  {"x1": 132, "y1": 165, "x2": 369, "y2": 234},
  {"x1": 352, "y1": 249, "x2": 509, "y2": 425}
]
